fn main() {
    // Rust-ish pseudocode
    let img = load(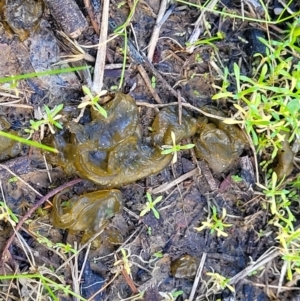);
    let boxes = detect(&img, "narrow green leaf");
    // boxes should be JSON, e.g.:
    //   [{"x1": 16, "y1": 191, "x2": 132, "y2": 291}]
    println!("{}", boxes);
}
[
  {"x1": 51, "y1": 104, "x2": 64, "y2": 116},
  {"x1": 53, "y1": 121, "x2": 63, "y2": 129},
  {"x1": 146, "y1": 192, "x2": 152, "y2": 202},
  {"x1": 140, "y1": 208, "x2": 149, "y2": 217},
  {"x1": 44, "y1": 105, "x2": 51, "y2": 115},
  {"x1": 0, "y1": 131, "x2": 58, "y2": 153},
  {"x1": 161, "y1": 149, "x2": 174, "y2": 155},
  {"x1": 153, "y1": 196, "x2": 163, "y2": 205},
  {"x1": 212, "y1": 92, "x2": 234, "y2": 99},
  {"x1": 180, "y1": 144, "x2": 195, "y2": 150},
  {"x1": 152, "y1": 208, "x2": 160, "y2": 219},
  {"x1": 96, "y1": 104, "x2": 108, "y2": 118},
  {"x1": 0, "y1": 66, "x2": 90, "y2": 83}
]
